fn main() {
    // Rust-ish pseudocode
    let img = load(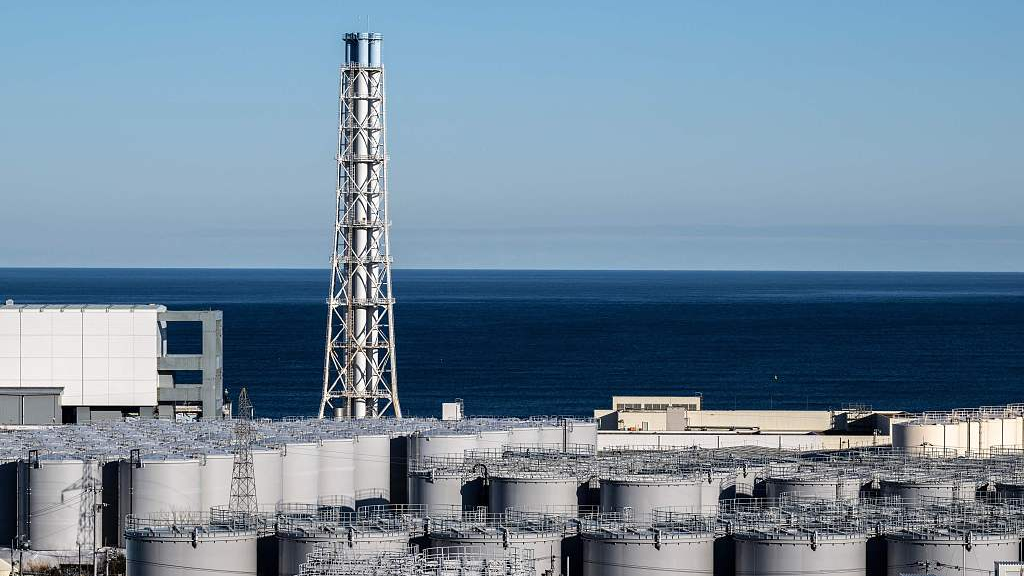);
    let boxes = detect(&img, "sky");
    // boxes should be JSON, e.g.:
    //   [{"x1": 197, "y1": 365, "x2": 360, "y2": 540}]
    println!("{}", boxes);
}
[{"x1": 1, "y1": 1, "x2": 1022, "y2": 270}]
